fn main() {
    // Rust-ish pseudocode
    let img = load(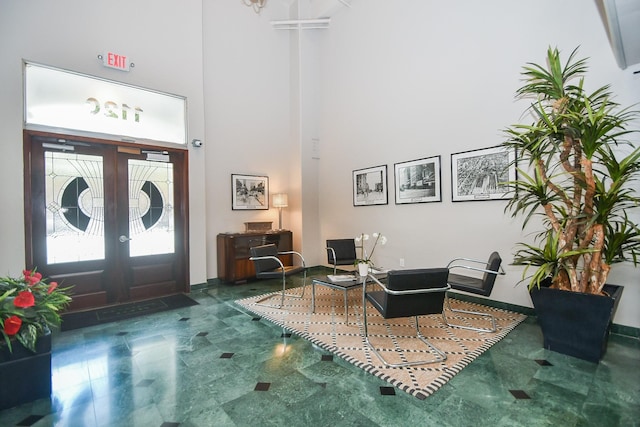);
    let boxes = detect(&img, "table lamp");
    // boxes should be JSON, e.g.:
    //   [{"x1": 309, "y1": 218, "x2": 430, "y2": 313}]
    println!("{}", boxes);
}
[{"x1": 273, "y1": 193, "x2": 288, "y2": 230}]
